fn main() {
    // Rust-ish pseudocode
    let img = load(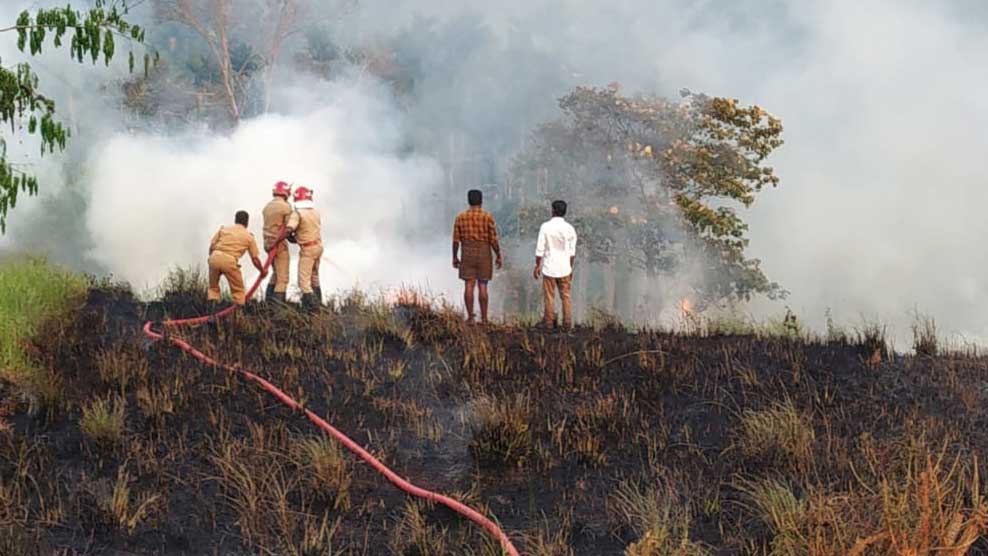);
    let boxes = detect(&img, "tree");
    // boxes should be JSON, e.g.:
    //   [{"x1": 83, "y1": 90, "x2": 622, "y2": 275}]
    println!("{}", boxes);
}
[
  {"x1": 154, "y1": 0, "x2": 357, "y2": 122},
  {"x1": 0, "y1": 1, "x2": 151, "y2": 232},
  {"x1": 508, "y1": 85, "x2": 786, "y2": 308},
  {"x1": 156, "y1": 0, "x2": 243, "y2": 121}
]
